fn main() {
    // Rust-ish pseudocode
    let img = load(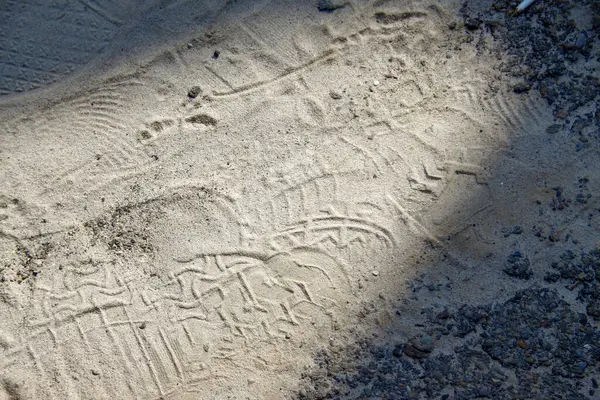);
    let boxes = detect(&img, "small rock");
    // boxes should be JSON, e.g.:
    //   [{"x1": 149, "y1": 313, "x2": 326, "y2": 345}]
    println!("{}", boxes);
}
[
  {"x1": 187, "y1": 86, "x2": 202, "y2": 99},
  {"x1": 392, "y1": 344, "x2": 403, "y2": 358},
  {"x1": 502, "y1": 225, "x2": 524, "y2": 237},
  {"x1": 413, "y1": 336, "x2": 434, "y2": 353},
  {"x1": 403, "y1": 343, "x2": 430, "y2": 359},
  {"x1": 513, "y1": 81, "x2": 531, "y2": 93},
  {"x1": 549, "y1": 230, "x2": 560, "y2": 242},
  {"x1": 437, "y1": 309, "x2": 451, "y2": 320},
  {"x1": 373, "y1": 80, "x2": 380, "y2": 86},
  {"x1": 372, "y1": 270, "x2": 379, "y2": 276},
  {"x1": 546, "y1": 124, "x2": 561, "y2": 134},
  {"x1": 586, "y1": 302, "x2": 600, "y2": 320},
  {"x1": 329, "y1": 90, "x2": 342, "y2": 100},
  {"x1": 571, "y1": 361, "x2": 587, "y2": 375},
  {"x1": 555, "y1": 110, "x2": 569, "y2": 119},
  {"x1": 464, "y1": 18, "x2": 481, "y2": 31},
  {"x1": 403, "y1": 335, "x2": 434, "y2": 359},
  {"x1": 403, "y1": 343, "x2": 427, "y2": 359},
  {"x1": 91, "y1": 369, "x2": 100, "y2": 376},
  {"x1": 318, "y1": 0, "x2": 347, "y2": 12}
]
